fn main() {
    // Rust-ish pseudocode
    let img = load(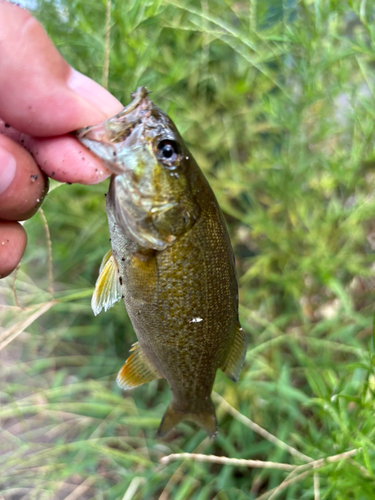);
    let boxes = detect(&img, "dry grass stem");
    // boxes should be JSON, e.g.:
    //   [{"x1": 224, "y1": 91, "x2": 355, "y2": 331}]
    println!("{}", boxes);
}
[
  {"x1": 0, "y1": 300, "x2": 55, "y2": 351},
  {"x1": 121, "y1": 477, "x2": 146, "y2": 500},
  {"x1": 38, "y1": 208, "x2": 54, "y2": 297},
  {"x1": 305, "y1": 448, "x2": 359, "y2": 470},
  {"x1": 62, "y1": 476, "x2": 95, "y2": 500},
  {"x1": 160, "y1": 453, "x2": 296, "y2": 470},
  {"x1": 160, "y1": 448, "x2": 361, "y2": 499},
  {"x1": 212, "y1": 392, "x2": 313, "y2": 463},
  {"x1": 11, "y1": 264, "x2": 22, "y2": 308},
  {"x1": 158, "y1": 439, "x2": 210, "y2": 499},
  {"x1": 102, "y1": 0, "x2": 111, "y2": 89},
  {"x1": 349, "y1": 459, "x2": 372, "y2": 478},
  {"x1": 257, "y1": 449, "x2": 361, "y2": 500},
  {"x1": 314, "y1": 472, "x2": 320, "y2": 500},
  {"x1": 256, "y1": 470, "x2": 312, "y2": 500}
]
